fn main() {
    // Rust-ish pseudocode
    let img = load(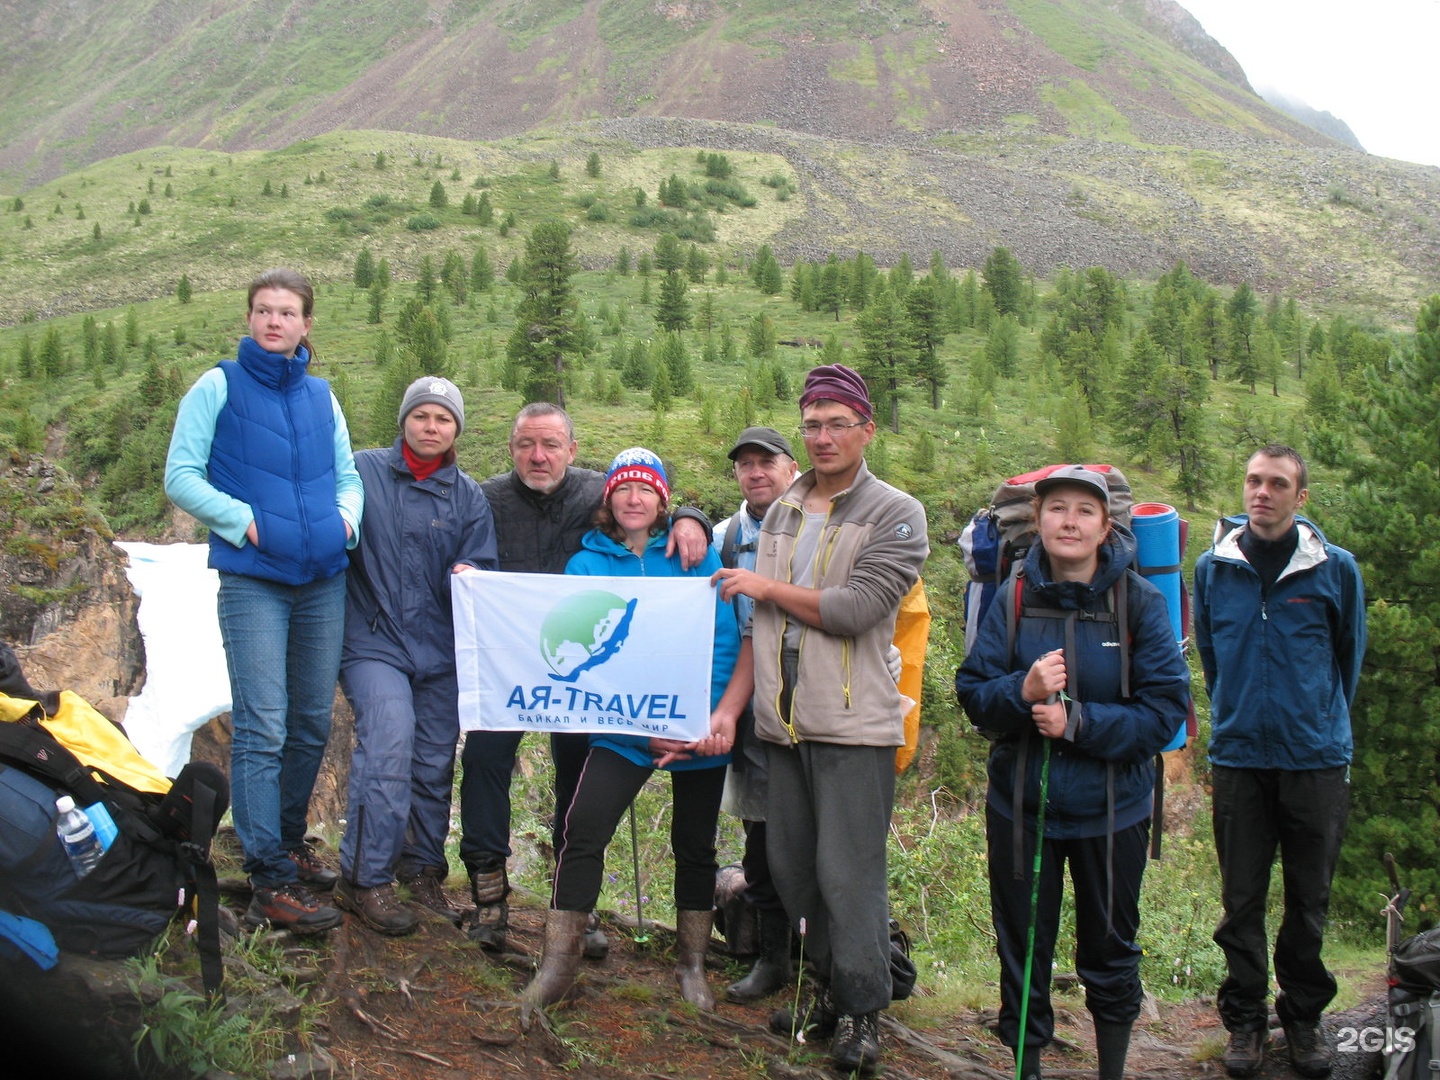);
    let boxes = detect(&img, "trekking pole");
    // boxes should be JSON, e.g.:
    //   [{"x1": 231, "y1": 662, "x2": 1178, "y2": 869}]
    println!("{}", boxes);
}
[
  {"x1": 628, "y1": 800, "x2": 650, "y2": 945},
  {"x1": 1015, "y1": 698, "x2": 1056, "y2": 1080}
]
